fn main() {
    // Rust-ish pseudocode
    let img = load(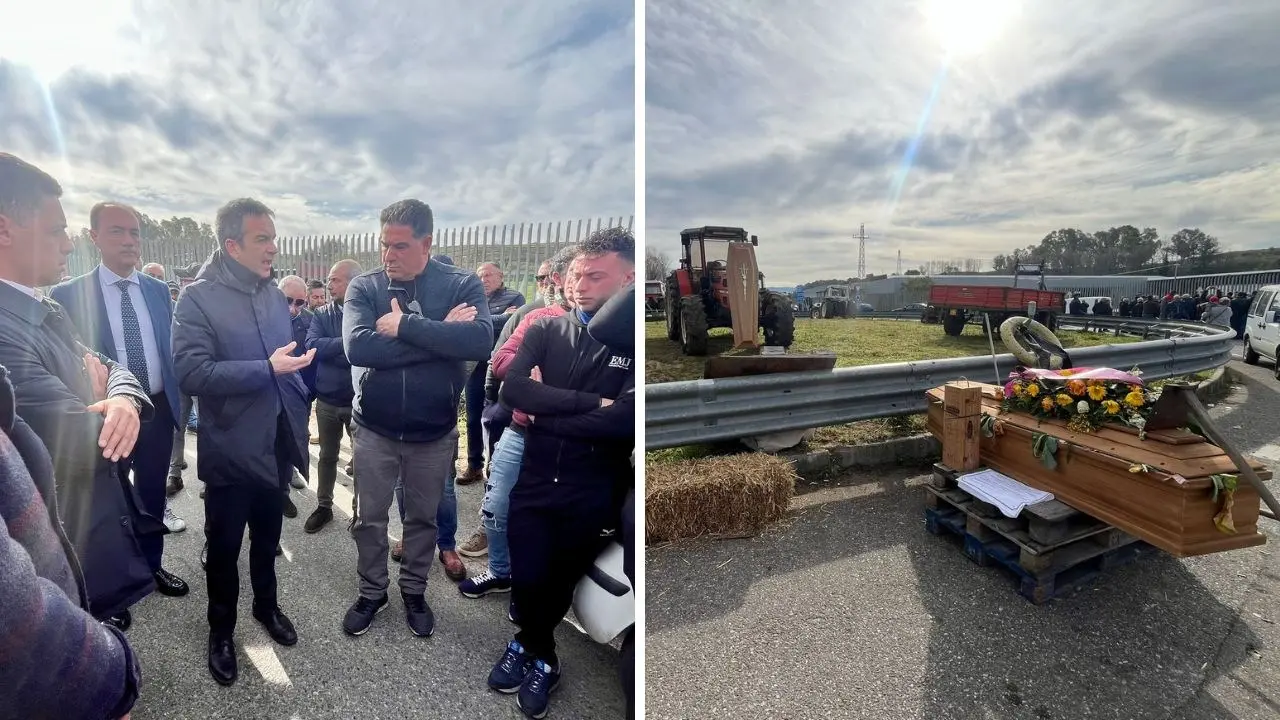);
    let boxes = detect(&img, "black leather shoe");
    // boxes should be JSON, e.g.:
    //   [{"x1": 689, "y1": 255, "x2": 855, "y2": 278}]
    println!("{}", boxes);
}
[
  {"x1": 283, "y1": 495, "x2": 298, "y2": 518},
  {"x1": 103, "y1": 609, "x2": 132, "y2": 631},
  {"x1": 253, "y1": 606, "x2": 297, "y2": 646},
  {"x1": 208, "y1": 633, "x2": 237, "y2": 686},
  {"x1": 154, "y1": 568, "x2": 189, "y2": 597},
  {"x1": 165, "y1": 475, "x2": 184, "y2": 497}
]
